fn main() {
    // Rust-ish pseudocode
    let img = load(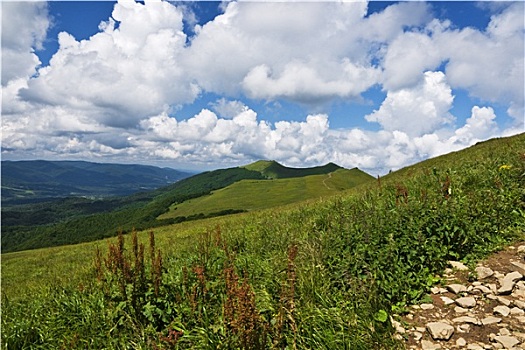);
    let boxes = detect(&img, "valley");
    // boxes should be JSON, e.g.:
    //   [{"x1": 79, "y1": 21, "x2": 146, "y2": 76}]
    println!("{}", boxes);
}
[{"x1": 1, "y1": 133, "x2": 524, "y2": 349}]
